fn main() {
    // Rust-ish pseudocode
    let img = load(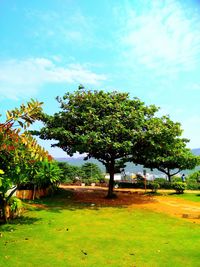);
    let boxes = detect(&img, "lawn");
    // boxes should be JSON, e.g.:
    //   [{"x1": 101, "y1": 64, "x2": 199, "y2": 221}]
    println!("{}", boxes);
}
[
  {"x1": 0, "y1": 189, "x2": 199, "y2": 267},
  {"x1": 145, "y1": 190, "x2": 200, "y2": 203},
  {"x1": 167, "y1": 192, "x2": 200, "y2": 202}
]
